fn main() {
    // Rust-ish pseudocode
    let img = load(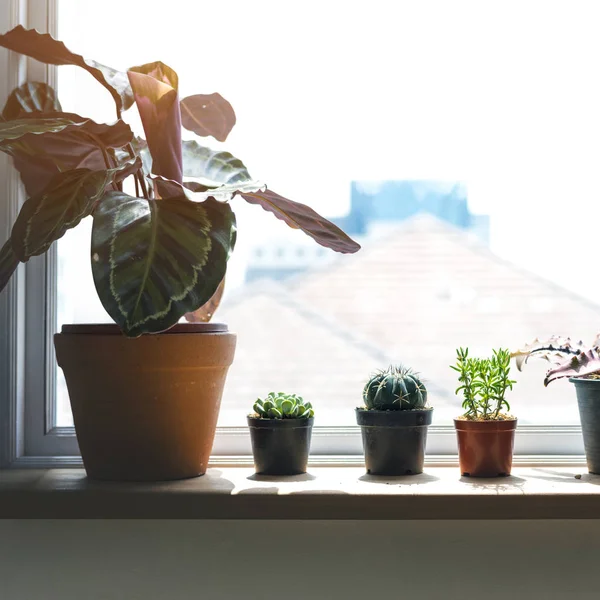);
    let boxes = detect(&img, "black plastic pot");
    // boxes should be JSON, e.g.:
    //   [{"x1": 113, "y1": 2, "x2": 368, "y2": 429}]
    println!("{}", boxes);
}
[
  {"x1": 247, "y1": 416, "x2": 314, "y2": 475},
  {"x1": 355, "y1": 408, "x2": 433, "y2": 475},
  {"x1": 571, "y1": 378, "x2": 600, "y2": 474}
]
